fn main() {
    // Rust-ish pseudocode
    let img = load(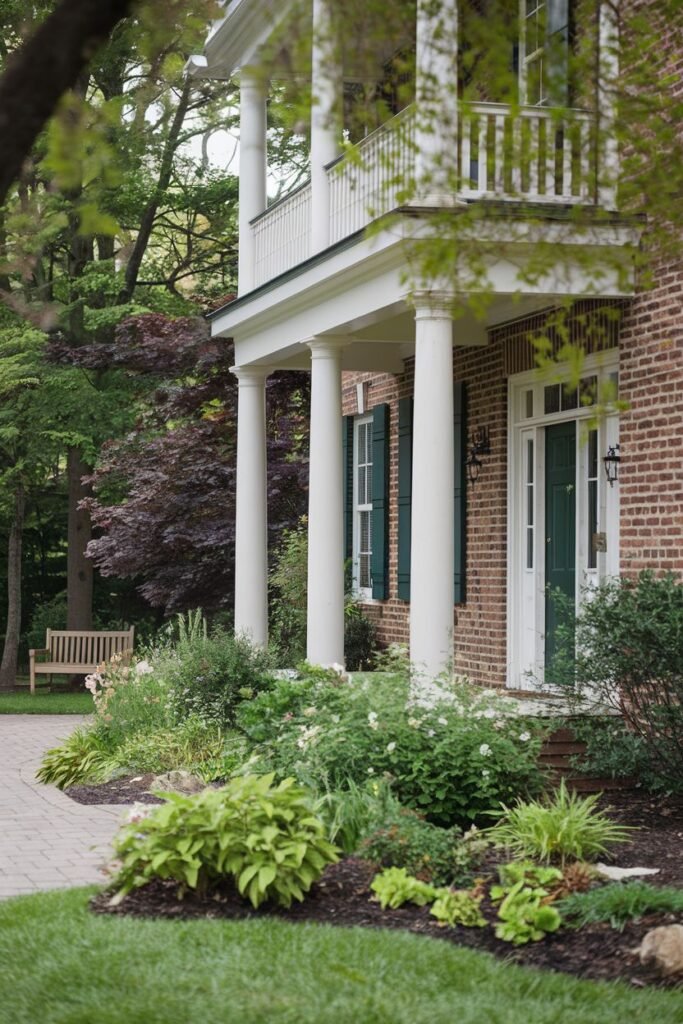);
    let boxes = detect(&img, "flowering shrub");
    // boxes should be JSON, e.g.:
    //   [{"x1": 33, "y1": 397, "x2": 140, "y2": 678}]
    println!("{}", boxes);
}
[
  {"x1": 238, "y1": 673, "x2": 546, "y2": 827},
  {"x1": 86, "y1": 654, "x2": 172, "y2": 745}
]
